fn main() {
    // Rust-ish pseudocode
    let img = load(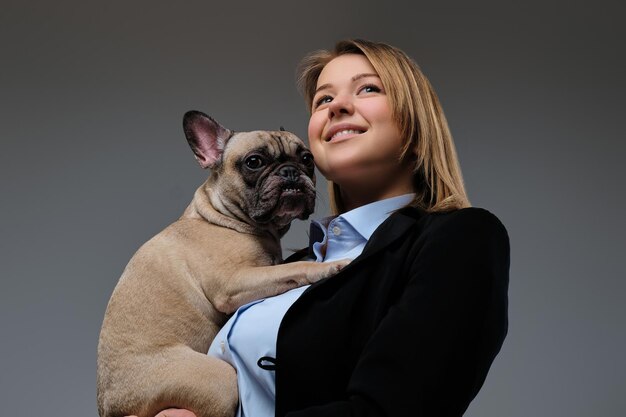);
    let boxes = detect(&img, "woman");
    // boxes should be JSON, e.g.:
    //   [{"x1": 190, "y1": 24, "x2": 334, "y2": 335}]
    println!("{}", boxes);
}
[{"x1": 151, "y1": 38, "x2": 509, "y2": 417}]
